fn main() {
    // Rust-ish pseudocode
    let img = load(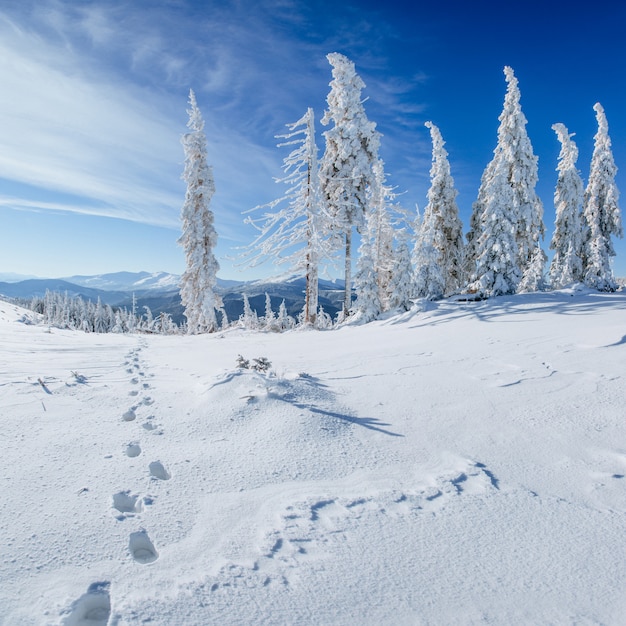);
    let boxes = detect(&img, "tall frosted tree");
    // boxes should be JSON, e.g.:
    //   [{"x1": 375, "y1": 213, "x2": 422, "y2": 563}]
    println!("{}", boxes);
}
[
  {"x1": 351, "y1": 212, "x2": 382, "y2": 322},
  {"x1": 320, "y1": 52, "x2": 380, "y2": 317},
  {"x1": 549, "y1": 123, "x2": 585, "y2": 287},
  {"x1": 414, "y1": 121, "x2": 464, "y2": 299},
  {"x1": 387, "y1": 241, "x2": 414, "y2": 311},
  {"x1": 178, "y1": 89, "x2": 222, "y2": 333},
  {"x1": 582, "y1": 103, "x2": 623, "y2": 291},
  {"x1": 369, "y1": 158, "x2": 399, "y2": 311},
  {"x1": 245, "y1": 108, "x2": 327, "y2": 326},
  {"x1": 467, "y1": 67, "x2": 544, "y2": 296}
]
